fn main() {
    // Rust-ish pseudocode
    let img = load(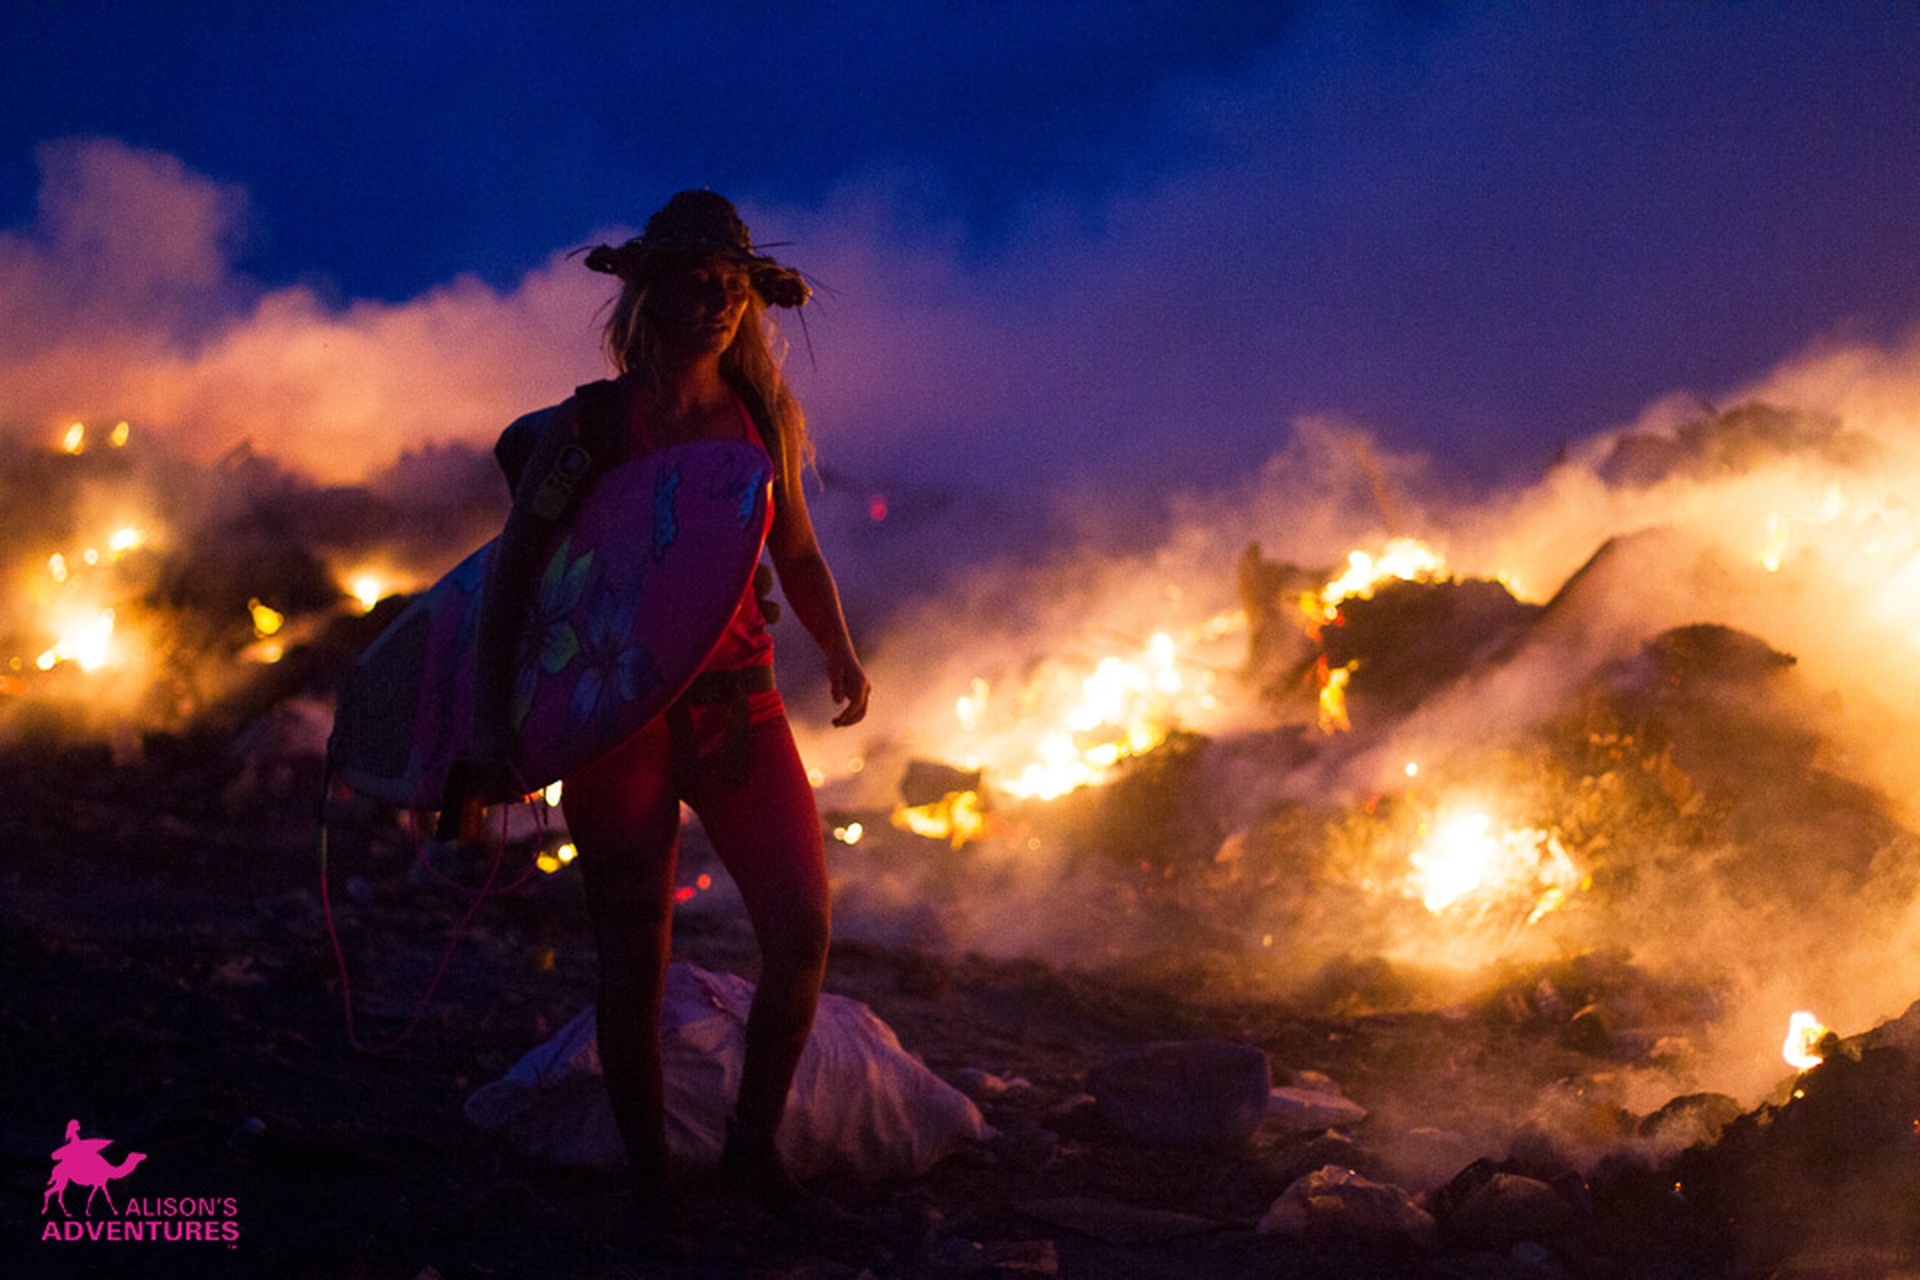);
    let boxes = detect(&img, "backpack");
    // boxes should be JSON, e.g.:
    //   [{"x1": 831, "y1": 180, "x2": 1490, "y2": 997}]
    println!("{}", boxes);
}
[{"x1": 494, "y1": 374, "x2": 786, "y2": 524}]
